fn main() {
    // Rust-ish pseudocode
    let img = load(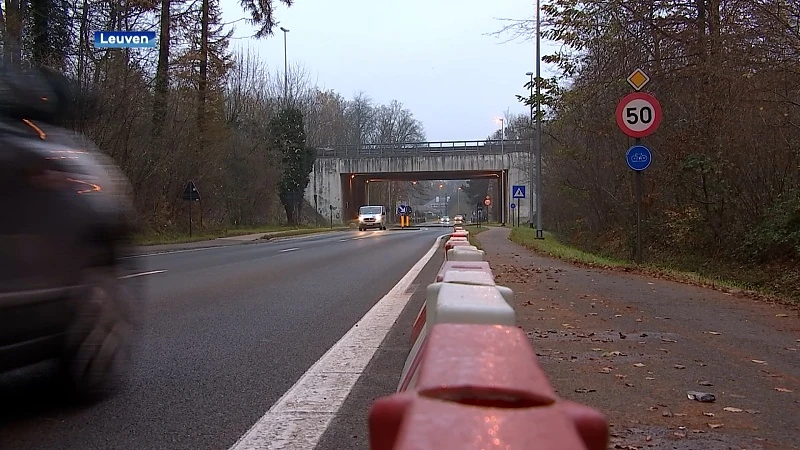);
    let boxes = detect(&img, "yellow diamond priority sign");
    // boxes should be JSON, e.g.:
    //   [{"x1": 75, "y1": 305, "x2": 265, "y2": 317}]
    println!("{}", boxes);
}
[{"x1": 626, "y1": 69, "x2": 650, "y2": 91}]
